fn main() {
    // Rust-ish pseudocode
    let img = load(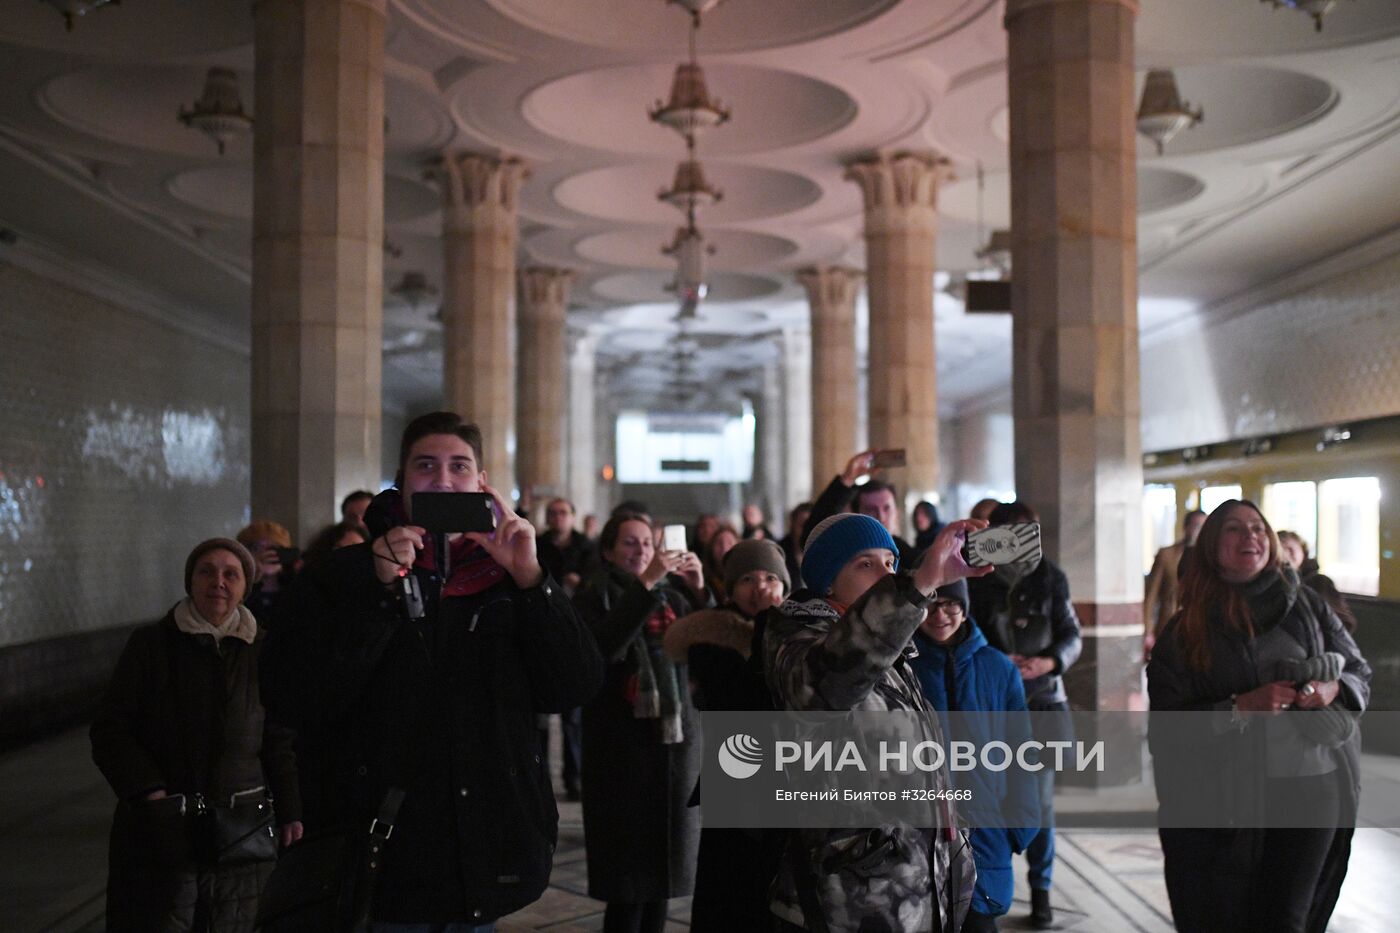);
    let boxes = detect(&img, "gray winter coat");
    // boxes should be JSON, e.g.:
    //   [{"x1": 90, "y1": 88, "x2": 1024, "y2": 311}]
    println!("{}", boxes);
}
[{"x1": 764, "y1": 574, "x2": 976, "y2": 933}]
